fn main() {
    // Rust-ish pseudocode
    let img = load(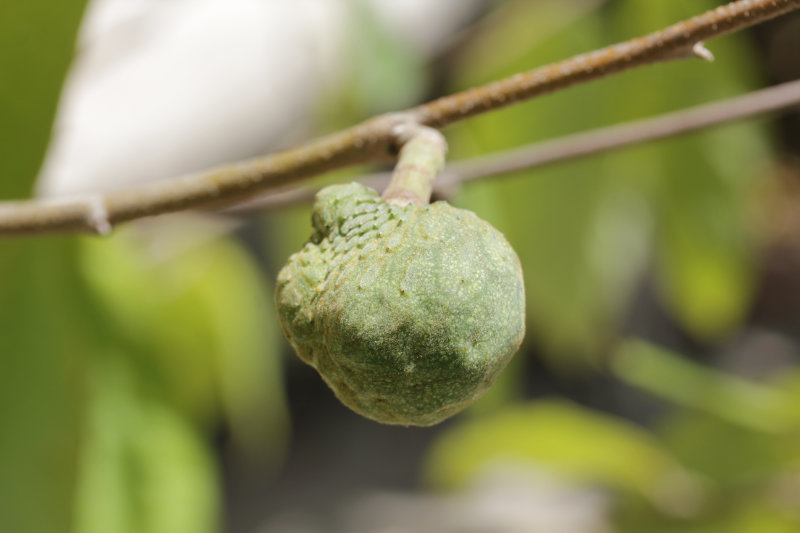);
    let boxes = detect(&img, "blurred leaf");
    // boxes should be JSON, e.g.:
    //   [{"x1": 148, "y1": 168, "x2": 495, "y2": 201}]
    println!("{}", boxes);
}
[
  {"x1": 0, "y1": 2, "x2": 89, "y2": 532},
  {"x1": 619, "y1": 492, "x2": 800, "y2": 533},
  {"x1": 318, "y1": 0, "x2": 427, "y2": 126},
  {"x1": 774, "y1": 371, "x2": 800, "y2": 421},
  {"x1": 74, "y1": 354, "x2": 218, "y2": 533},
  {"x1": 612, "y1": 340, "x2": 798, "y2": 433},
  {"x1": 348, "y1": 0, "x2": 427, "y2": 112},
  {"x1": 606, "y1": 0, "x2": 769, "y2": 339},
  {"x1": 194, "y1": 234, "x2": 289, "y2": 465},
  {"x1": 621, "y1": 410, "x2": 800, "y2": 531},
  {"x1": 660, "y1": 411, "x2": 798, "y2": 489},
  {"x1": 0, "y1": 239, "x2": 93, "y2": 533},
  {"x1": 263, "y1": 205, "x2": 317, "y2": 276},
  {"x1": 79, "y1": 223, "x2": 289, "y2": 466},
  {"x1": 447, "y1": 0, "x2": 604, "y2": 86},
  {"x1": 0, "y1": 0, "x2": 87, "y2": 197},
  {"x1": 614, "y1": 341, "x2": 800, "y2": 529},
  {"x1": 423, "y1": 399, "x2": 702, "y2": 510},
  {"x1": 723, "y1": 502, "x2": 800, "y2": 533}
]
